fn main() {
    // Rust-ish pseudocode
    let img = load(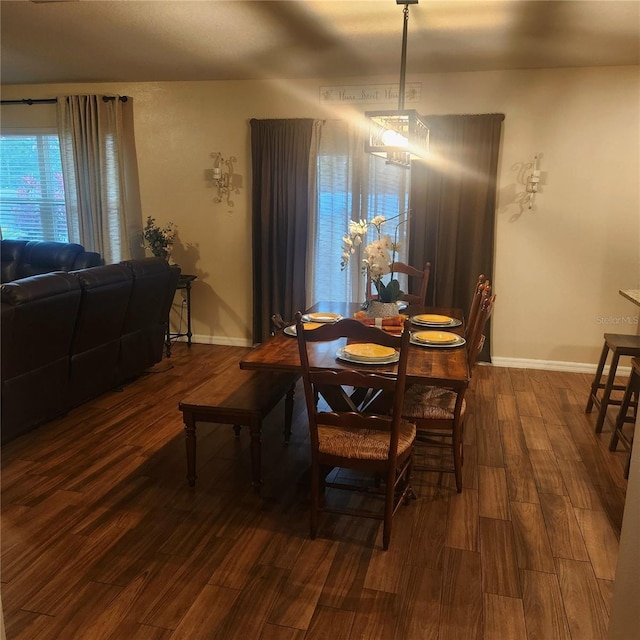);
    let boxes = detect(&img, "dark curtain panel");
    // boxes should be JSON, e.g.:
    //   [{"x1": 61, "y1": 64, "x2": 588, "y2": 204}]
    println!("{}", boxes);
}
[
  {"x1": 409, "y1": 113, "x2": 504, "y2": 360},
  {"x1": 250, "y1": 119, "x2": 315, "y2": 343}
]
